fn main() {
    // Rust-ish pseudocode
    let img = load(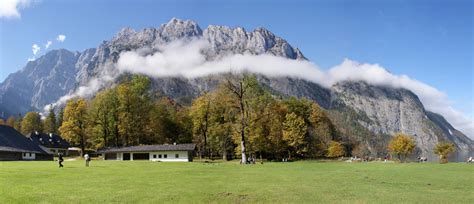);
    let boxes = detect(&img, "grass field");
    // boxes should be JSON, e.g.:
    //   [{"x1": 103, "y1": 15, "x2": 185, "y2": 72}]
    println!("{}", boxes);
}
[{"x1": 0, "y1": 160, "x2": 473, "y2": 203}]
